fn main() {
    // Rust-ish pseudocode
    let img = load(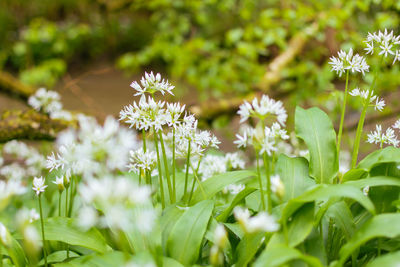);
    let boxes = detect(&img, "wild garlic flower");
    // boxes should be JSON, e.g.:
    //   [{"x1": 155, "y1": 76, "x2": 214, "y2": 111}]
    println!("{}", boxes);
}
[
  {"x1": 349, "y1": 88, "x2": 385, "y2": 112},
  {"x1": 393, "y1": 119, "x2": 400, "y2": 129},
  {"x1": 128, "y1": 148, "x2": 157, "y2": 173},
  {"x1": 0, "y1": 179, "x2": 26, "y2": 209},
  {"x1": 329, "y1": 48, "x2": 369, "y2": 77},
  {"x1": 238, "y1": 95, "x2": 287, "y2": 125},
  {"x1": 225, "y1": 152, "x2": 246, "y2": 169},
  {"x1": 16, "y1": 208, "x2": 40, "y2": 225},
  {"x1": 120, "y1": 95, "x2": 168, "y2": 131},
  {"x1": 213, "y1": 224, "x2": 228, "y2": 249},
  {"x1": 32, "y1": 177, "x2": 47, "y2": 196},
  {"x1": 364, "y1": 29, "x2": 400, "y2": 63},
  {"x1": 28, "y1": 88, "x2": 62, "y2": 114},
  {"x1": 234, "y1": 207, "x2": 279, "y2": 233},
  {"x1": 130, "y1": 72, "x2": 174, "y2": 96},
  {"x1": 224, "y1": 183, "x2": 245, "y2": 195},
  {"x1": 52, "y1": 176, "x2": 65, "y2": 191},
  {"x1": 166, "y1": 102, "x2": 185, "y2": 128},
  {"x1": 363, "y1": 186, "x2": 370, "y2": 196},
  {"x1": 0, "y1": 223, "x2": 10, "y2": 246},
  {"x1": 271, "y1": 175, "x2": 285, "y2": 198},
  {"x1": 367, "y1": 124, "x2": 399, "y2": 147}
]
